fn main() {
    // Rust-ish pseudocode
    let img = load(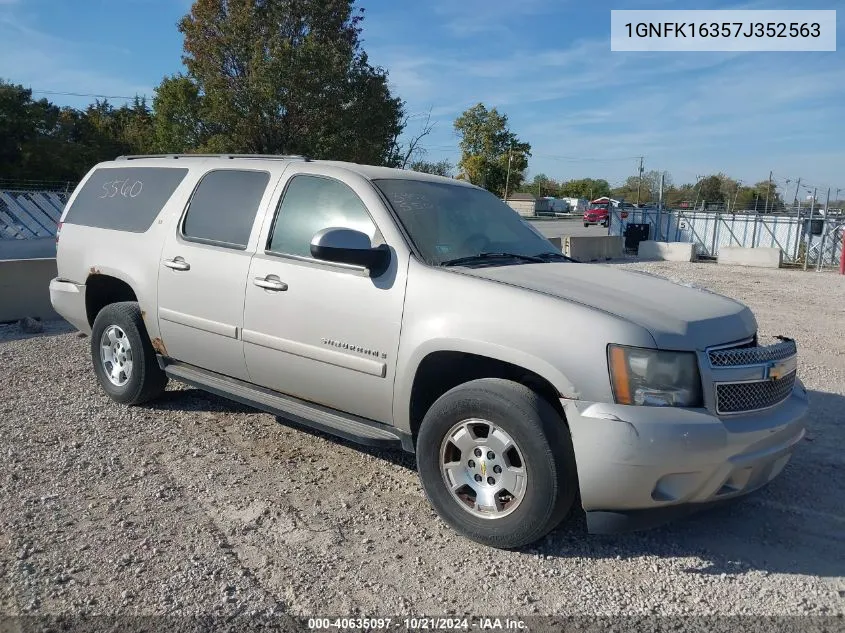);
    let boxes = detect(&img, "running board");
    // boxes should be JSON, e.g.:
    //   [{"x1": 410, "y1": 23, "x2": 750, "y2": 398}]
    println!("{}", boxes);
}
[{"x1": 160, "y1": 358, "x2": 412, "y2": 452}]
